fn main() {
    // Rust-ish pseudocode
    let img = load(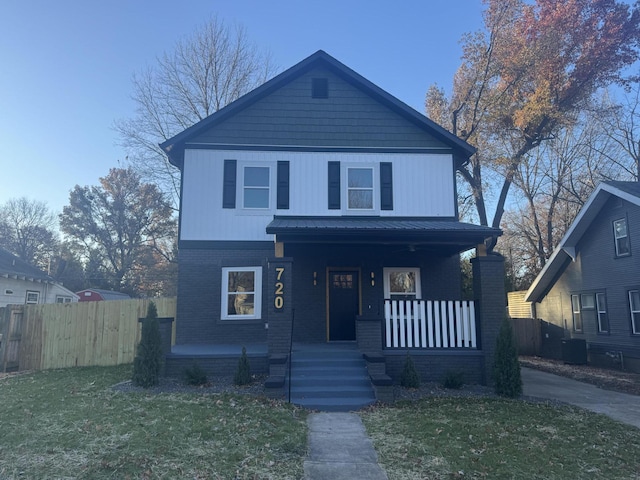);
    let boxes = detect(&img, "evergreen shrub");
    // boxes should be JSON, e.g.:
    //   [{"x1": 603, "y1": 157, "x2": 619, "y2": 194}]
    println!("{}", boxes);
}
[
  {"x1": 400, "y1": 353, "x2": 421, "y2": 388},
  {"x1": 132, "y1": 301, "x2": 163, "y2": 388},
  {"x1": 493, "y1": 318, "x2": 522, "y2": 397},
  {"x1": 234, "y1": 346, "x2": 252, "y2": 386}
]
